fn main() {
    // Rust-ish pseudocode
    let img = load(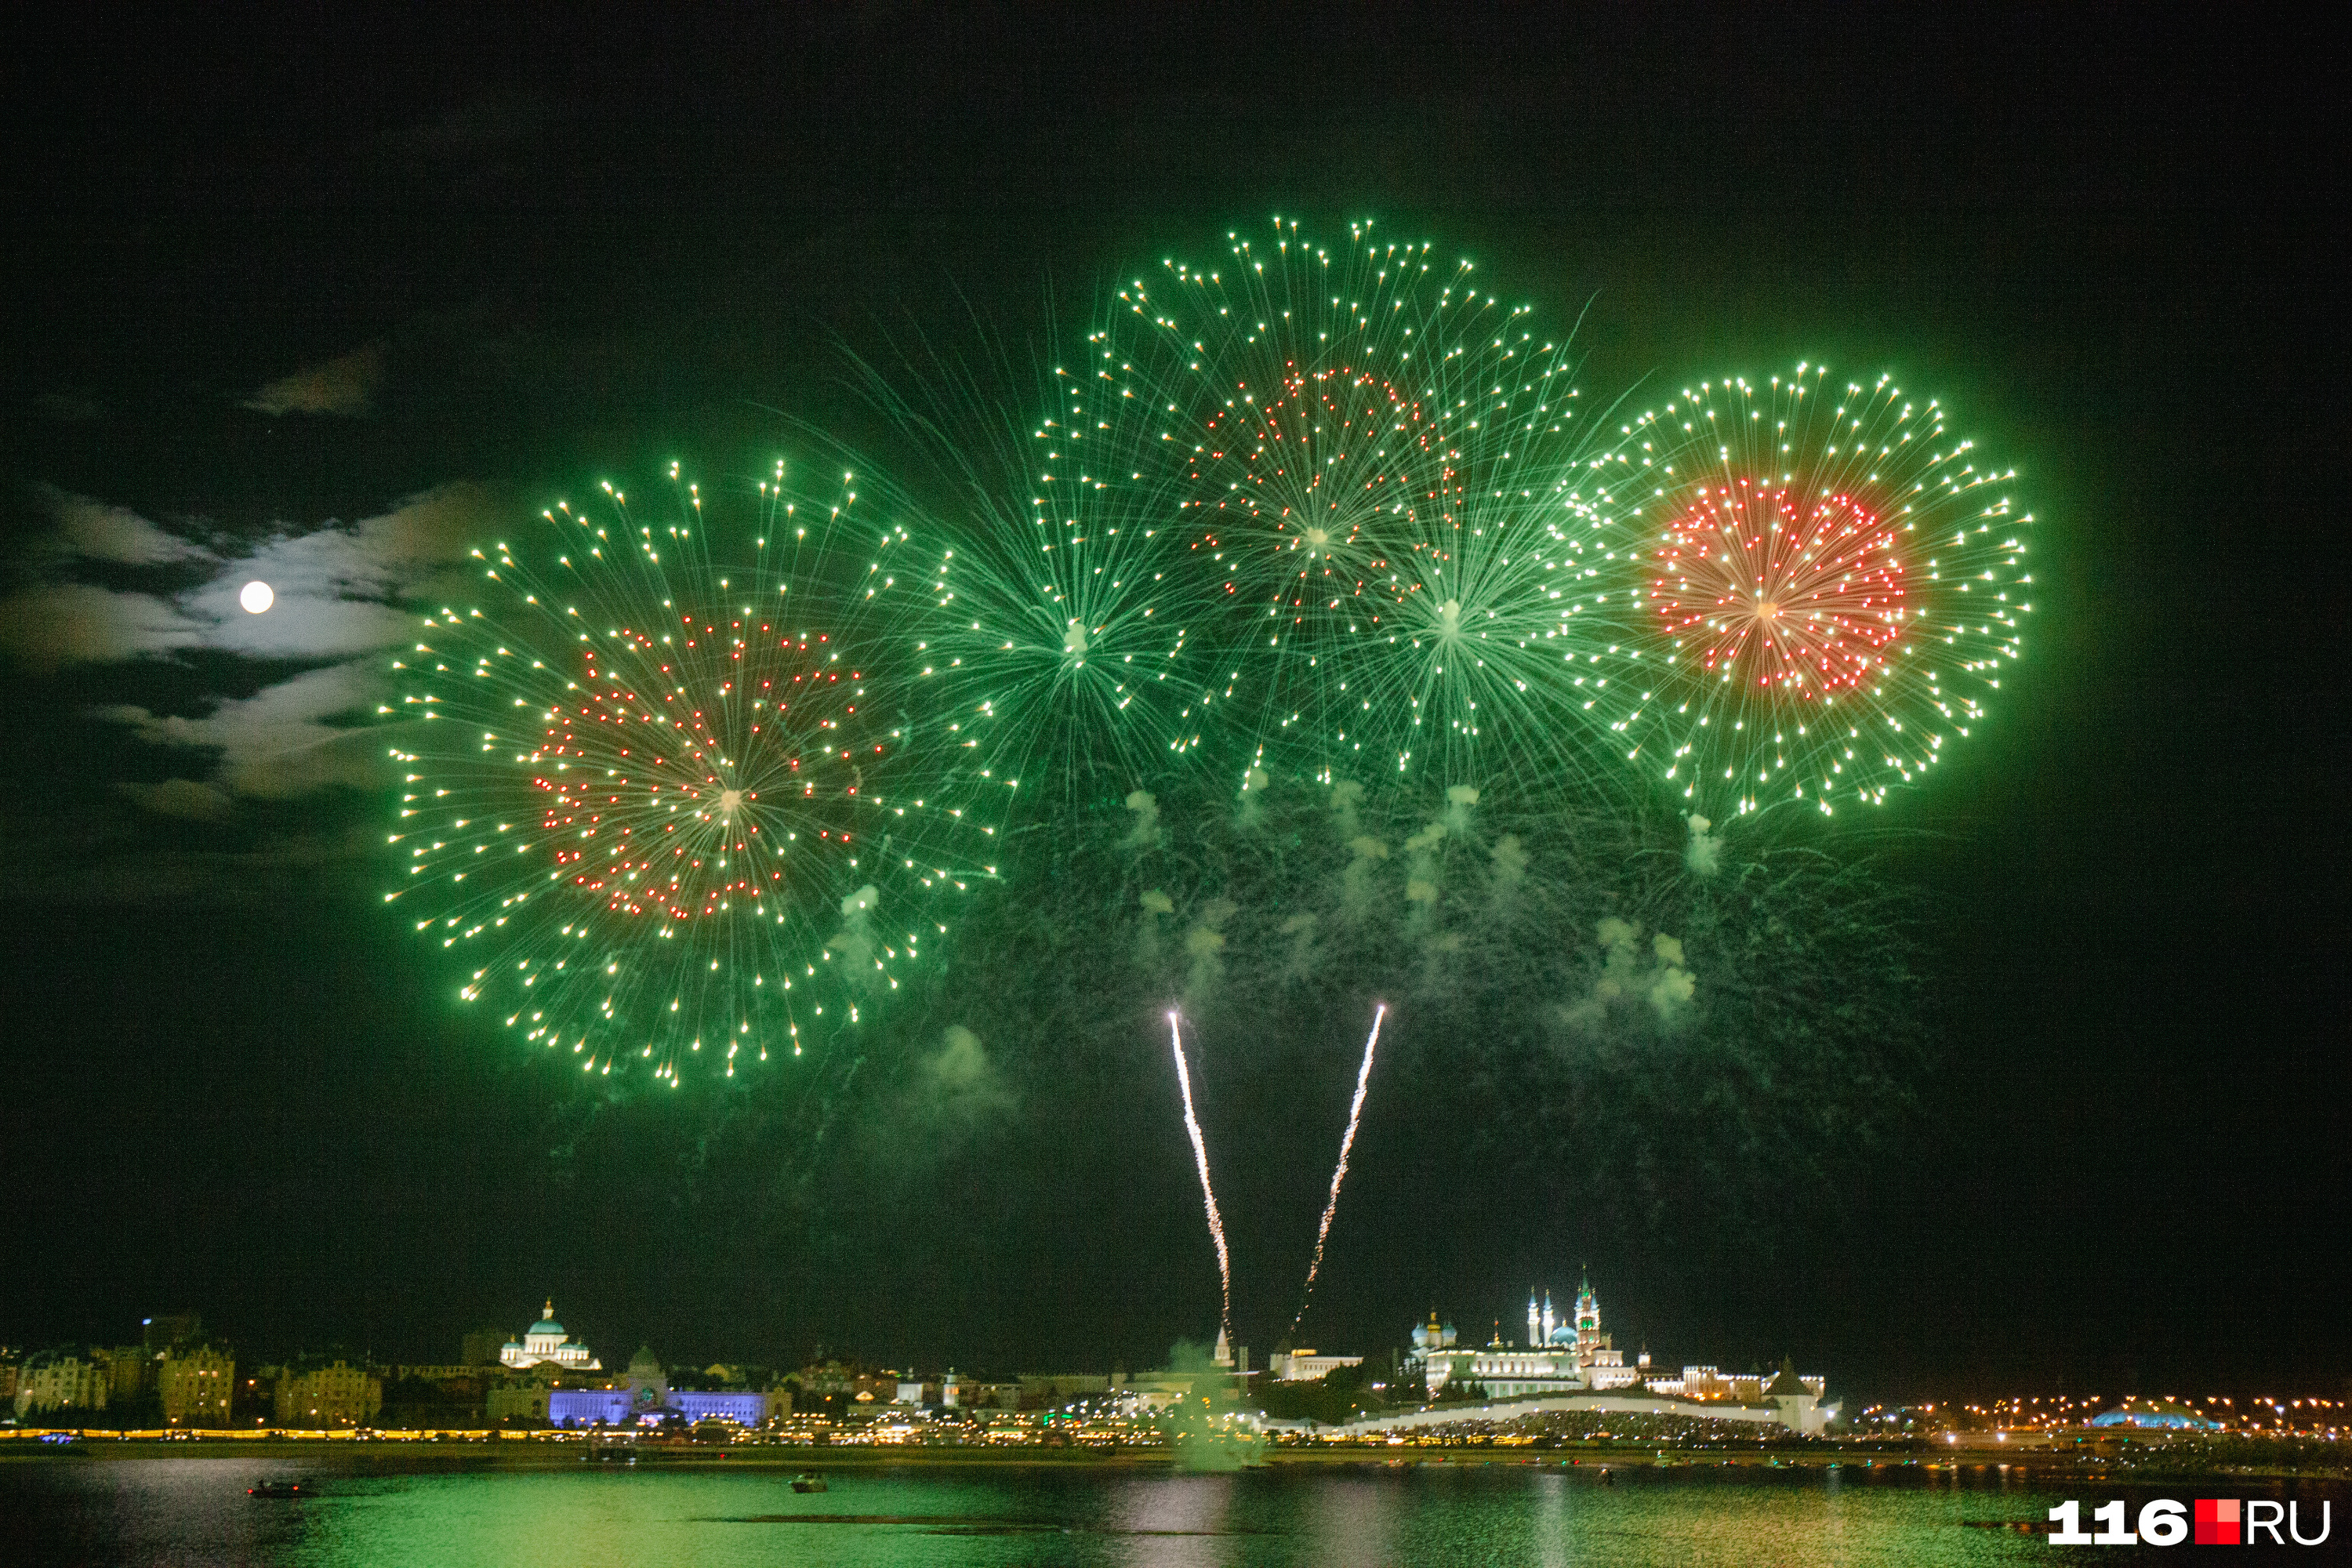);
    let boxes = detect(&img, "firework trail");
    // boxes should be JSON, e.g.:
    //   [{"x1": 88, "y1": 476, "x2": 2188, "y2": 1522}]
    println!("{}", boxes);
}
[
  {"x1": 1167, "y1": 1011, "x2": 1232, "y2": 1344},
  {"x1": 1292, "y1": 1002, "x2": 1387, "y2": 1332}
]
